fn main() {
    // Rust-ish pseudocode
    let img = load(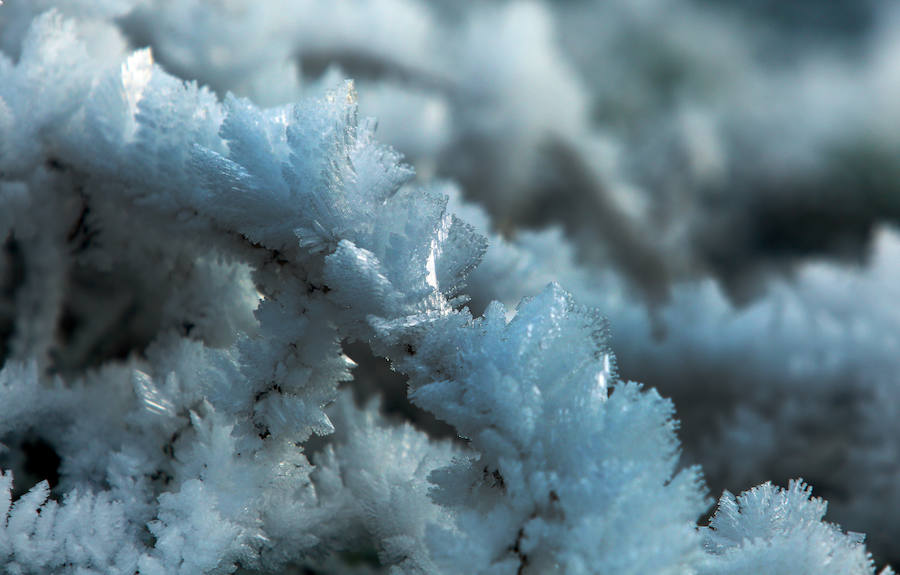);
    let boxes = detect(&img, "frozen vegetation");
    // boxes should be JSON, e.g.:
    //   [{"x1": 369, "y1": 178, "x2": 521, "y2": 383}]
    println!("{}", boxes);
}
[{"x1": 0, "y1": 0, "x2": 898, "y2": 573}]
